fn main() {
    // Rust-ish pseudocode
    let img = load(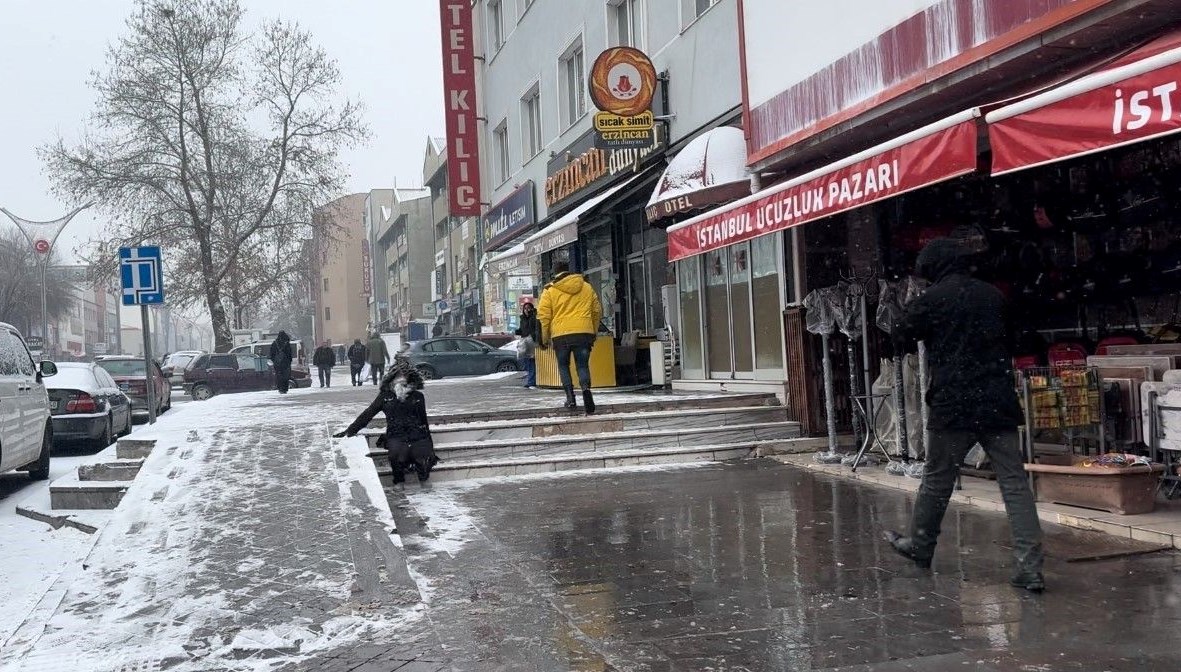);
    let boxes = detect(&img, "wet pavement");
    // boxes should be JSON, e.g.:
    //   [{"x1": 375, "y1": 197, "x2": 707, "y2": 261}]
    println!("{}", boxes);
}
[{"x1": 393, "y1": 459, "x2": 1181, "y2": 671}]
